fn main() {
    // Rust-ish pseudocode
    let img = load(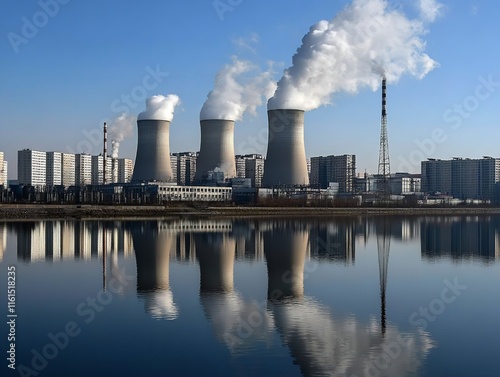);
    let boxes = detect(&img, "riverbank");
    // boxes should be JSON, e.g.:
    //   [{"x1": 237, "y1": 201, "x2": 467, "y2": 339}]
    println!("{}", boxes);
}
[{"x1": 2, "y1": 204, "x2": 500, "y2": 221}]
